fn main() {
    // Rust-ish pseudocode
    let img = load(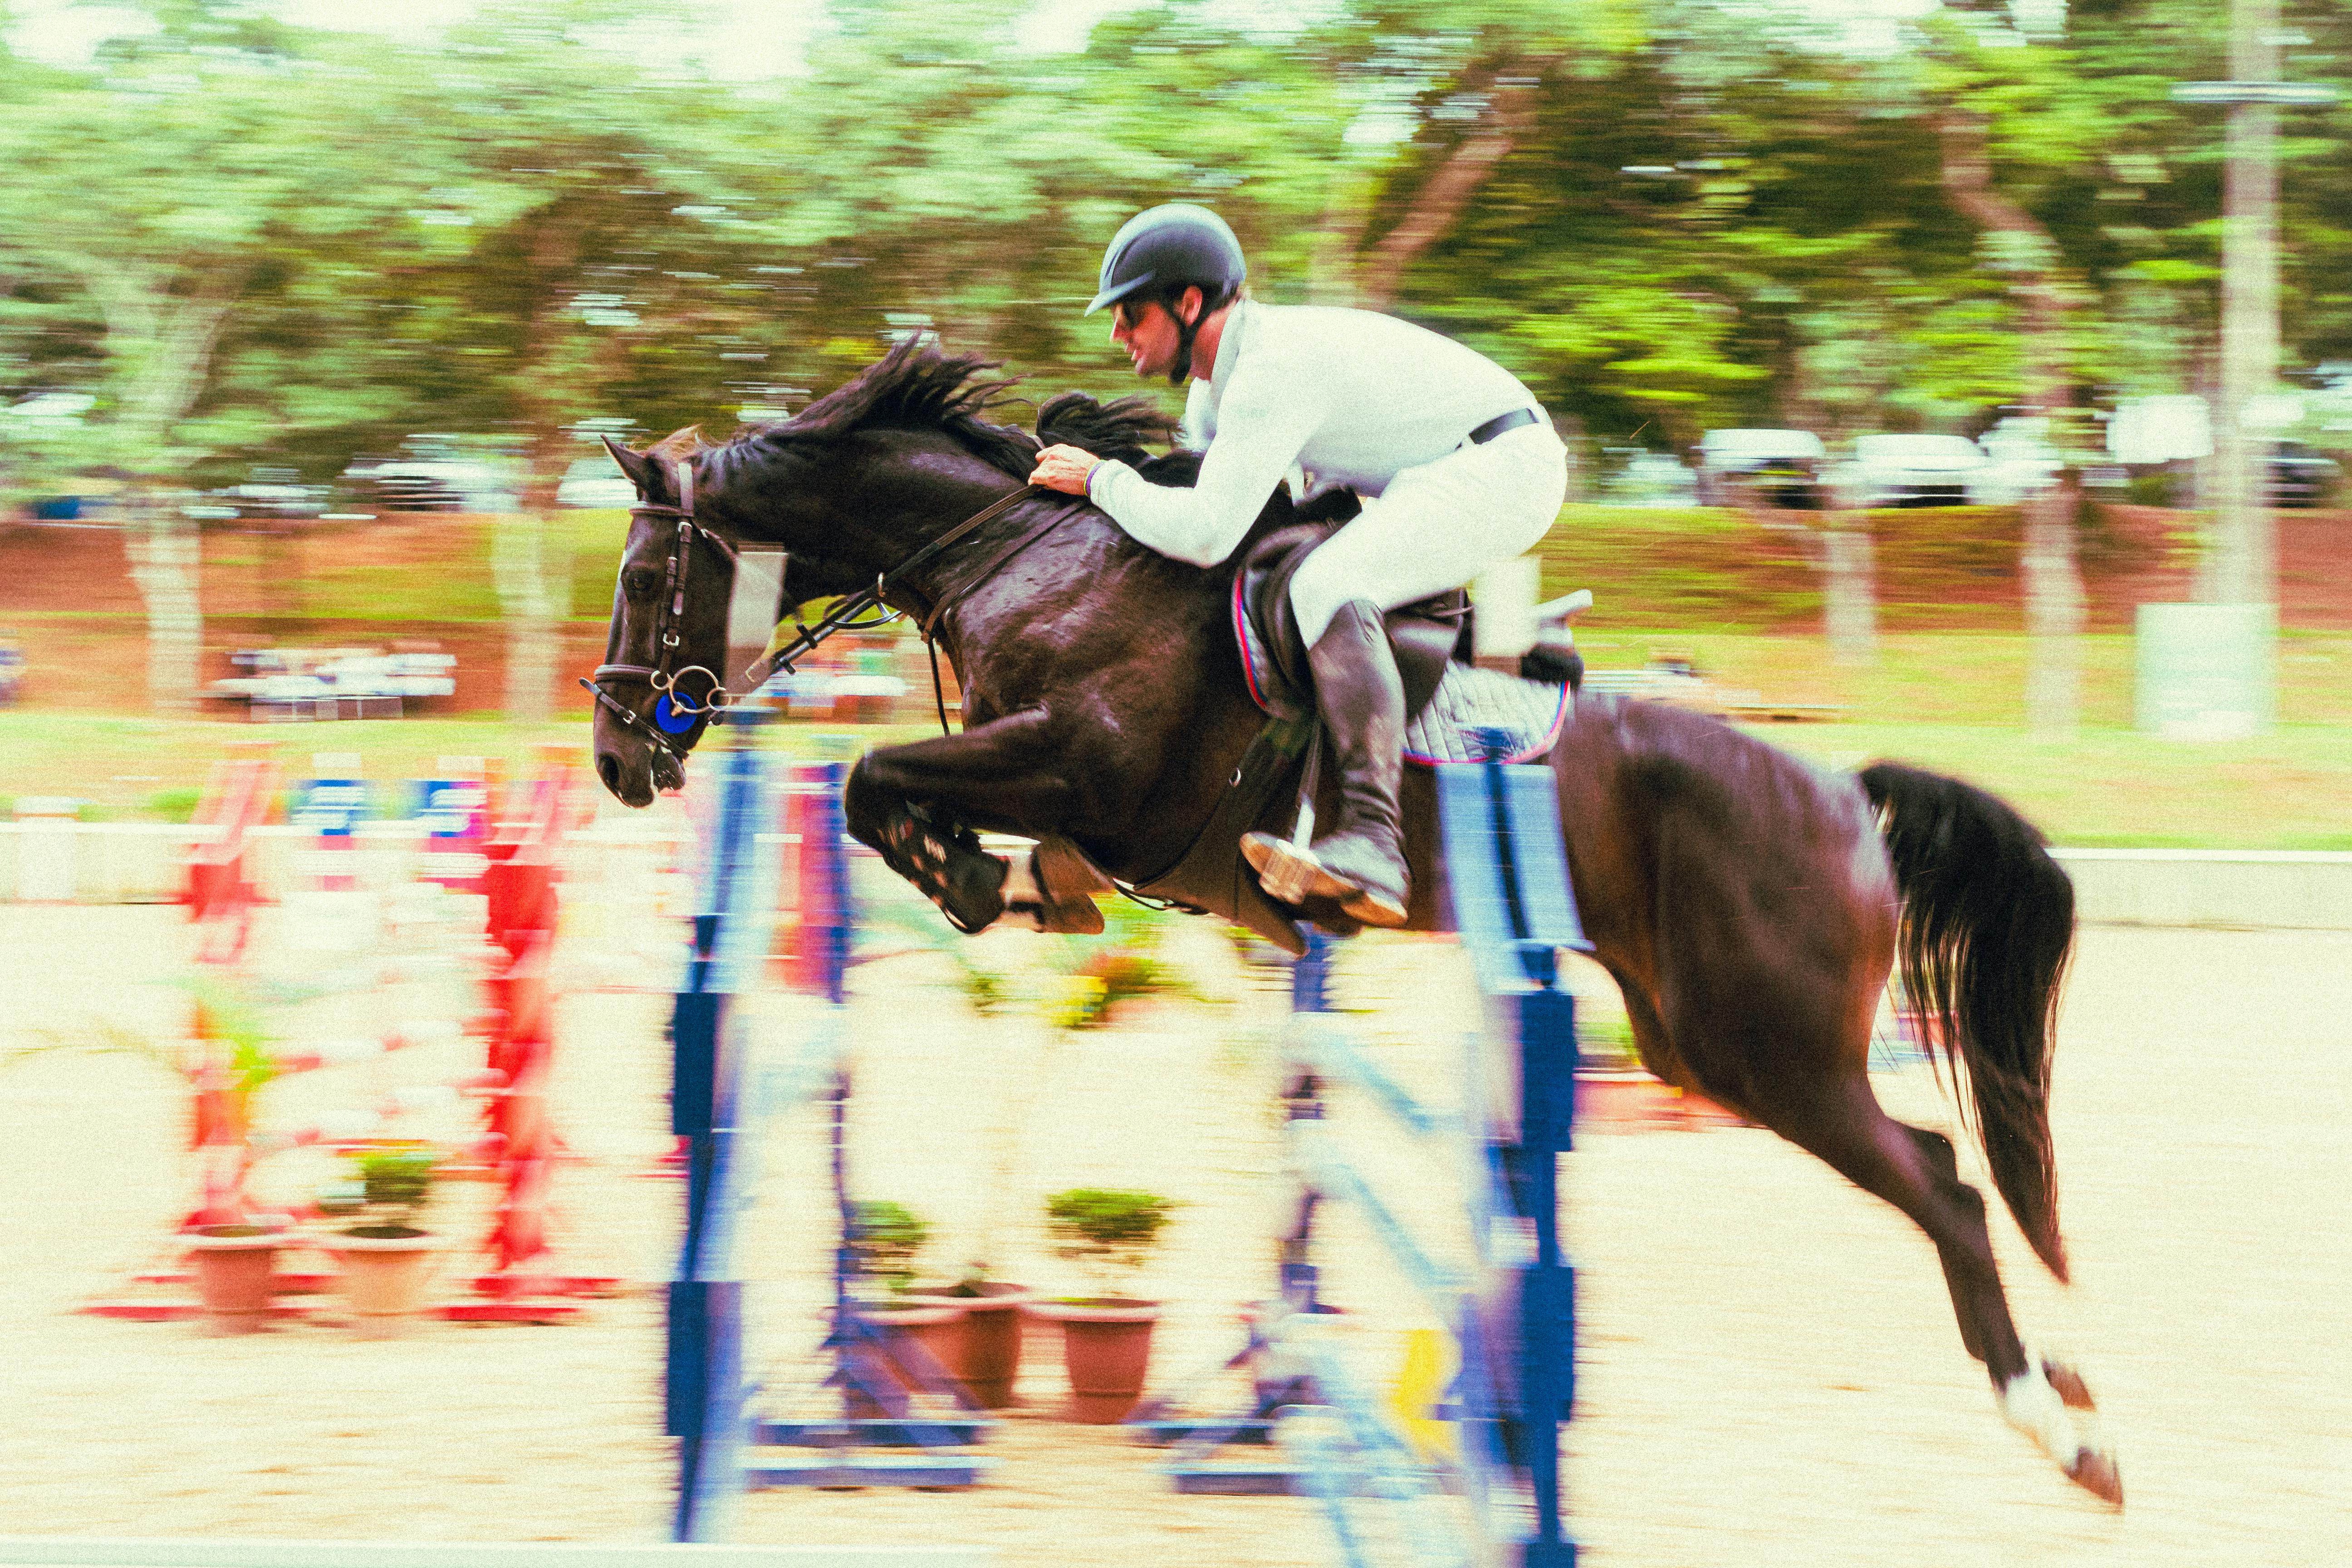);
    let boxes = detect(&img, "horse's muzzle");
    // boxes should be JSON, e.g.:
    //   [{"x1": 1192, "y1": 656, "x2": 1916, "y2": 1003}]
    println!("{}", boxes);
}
[{"x1": 591, "y1": 713, "x2": 680, "y2": 808}]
